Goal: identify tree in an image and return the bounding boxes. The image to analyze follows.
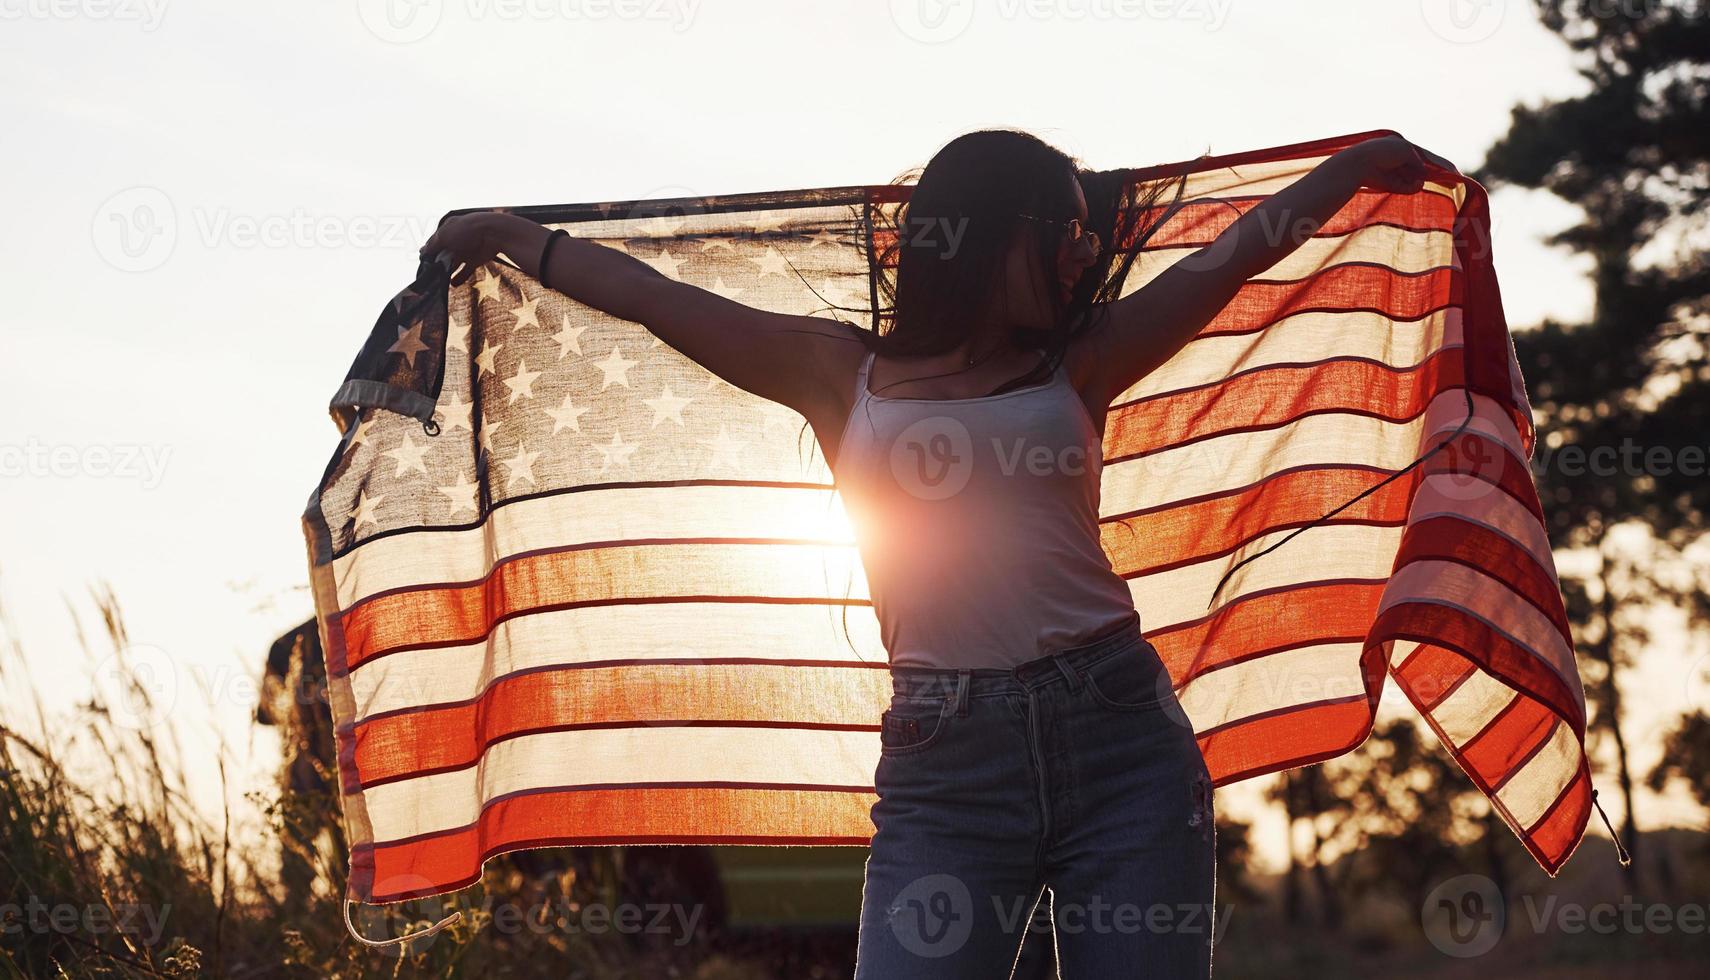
[1473,0,1710,889]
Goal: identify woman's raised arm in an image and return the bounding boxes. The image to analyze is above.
[420,211,862,421]
[1069,135,1460,410]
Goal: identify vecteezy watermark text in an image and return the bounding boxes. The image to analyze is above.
[0,439,172,489]
[0,898,172,947]
[0,0,169,30]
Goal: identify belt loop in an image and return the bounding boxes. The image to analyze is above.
[1052,654,1083,693]
[954,670,971,717]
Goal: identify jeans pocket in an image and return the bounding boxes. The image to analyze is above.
[1080,640,1176,712]
[878,695,952,756]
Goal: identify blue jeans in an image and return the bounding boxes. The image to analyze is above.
[854,614,1218,978]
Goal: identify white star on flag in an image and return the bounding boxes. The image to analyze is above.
[503,360,543,404]
[436,472,479,516]
[349,489,384,528]
[346,413,379,451]
[546,395,590,435]
[479,412,504,449]
[551,315,586,359]
[749,246,790,278]
[594,347,637,389]
[382,433,430,477]
[706,277,744,301]
[435,392,473,433]
[643,248,685,280]
[509,296,543,331]
[475,339,504,377]
[592,431,637,475]
[700,424,747,470]
[472,269,505,304]
[498,447,540,491]
[643,386,692,427]
[446,312,471,354]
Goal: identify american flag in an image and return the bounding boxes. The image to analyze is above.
[303,129,1590,906]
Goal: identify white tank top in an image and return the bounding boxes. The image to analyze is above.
[832,348,1140,670]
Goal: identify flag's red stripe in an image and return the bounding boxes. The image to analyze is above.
[1522,761,1592,876]
[349,785,877,904]
[348,663,889,789]
[1103,464,1420,578]
[338,539,871,675]
[1123,188,1460,250]
[1199,696,1375,786]
[1460,692,1558,788]
[1196,264,1453,338]
[1393,516,1573,646]
[1148,580,1388,685]
[1391,642,1479,711]
[1106,349,1464,460]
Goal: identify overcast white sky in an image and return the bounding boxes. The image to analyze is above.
[8,0,1688,870]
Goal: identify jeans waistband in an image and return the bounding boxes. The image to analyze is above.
[887,610,1146,702]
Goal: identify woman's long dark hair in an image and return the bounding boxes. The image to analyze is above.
[862,129,1198,397]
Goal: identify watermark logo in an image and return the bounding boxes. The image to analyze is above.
[1420,0,1506,44]
[92,187,176,272]
[357,0,444,43]
[92,642,179,730]
[890,416,974,500]
[91,187,436,271]
[354,875,452,957]
[889,0,976,43]
[1421,873,1504,957]
[888,872,974,957]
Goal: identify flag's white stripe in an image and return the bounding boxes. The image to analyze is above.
[1101,389,1528,518]
[1129,522,1406,632]
[332,484,856,609]
[360,726,880,846]
[1169,154,1329,200]
[1407,472,1554,562]
[1175,641,1367,733]
[1125,306,1463,403]
[1425,668,1520,747]
[348,602,885,724]
[1387,639,1422,668]
[1127,223,1457,293]
[1495,718,1579,830]
[1377,560,1576,695]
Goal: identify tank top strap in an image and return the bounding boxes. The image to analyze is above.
[854,349,876,402]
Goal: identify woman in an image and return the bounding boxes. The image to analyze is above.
[422,129,1455,978]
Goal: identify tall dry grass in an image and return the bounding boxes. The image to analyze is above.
[0,587,764,979]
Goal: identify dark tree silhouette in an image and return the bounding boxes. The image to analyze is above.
[1472,0,1710,889]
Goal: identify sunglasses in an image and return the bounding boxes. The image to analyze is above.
[1018,213,1102,256]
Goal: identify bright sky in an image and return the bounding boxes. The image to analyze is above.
[8,1,1693,874]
